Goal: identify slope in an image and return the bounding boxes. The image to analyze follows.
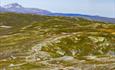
[0,13,115,70]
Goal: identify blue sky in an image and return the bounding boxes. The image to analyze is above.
[0,0,115,18]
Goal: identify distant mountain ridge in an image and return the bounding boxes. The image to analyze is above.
[0,6,9,12]
[4,3,23,8]
[1,3,52,15]
[0,3,115,23]
[49,13,115,23]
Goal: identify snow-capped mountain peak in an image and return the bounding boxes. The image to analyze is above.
[4,3,23,8]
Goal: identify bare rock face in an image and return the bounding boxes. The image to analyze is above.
[55,56,74,61]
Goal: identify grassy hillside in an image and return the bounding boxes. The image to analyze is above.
[0,13,115,70]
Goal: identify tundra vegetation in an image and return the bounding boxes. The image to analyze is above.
[0,13,115,70]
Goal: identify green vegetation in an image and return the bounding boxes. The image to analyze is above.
[0,13,115,70]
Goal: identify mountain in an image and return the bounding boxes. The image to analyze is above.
[4,3,23,8]
[1,3,51,15]
[49,13,115,23]
[0,6,9,12]
[0,3,115,23]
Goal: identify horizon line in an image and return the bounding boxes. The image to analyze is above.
[1,2,115,18]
